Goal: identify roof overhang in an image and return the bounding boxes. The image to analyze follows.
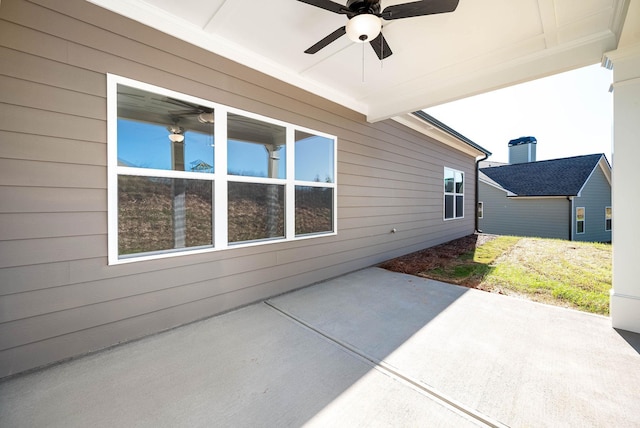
[85,0,631,123]
[394,112,490,159]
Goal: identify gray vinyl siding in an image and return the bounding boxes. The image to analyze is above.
[0,0,478,377]
[478,183,570,239]
[572,165,612,242]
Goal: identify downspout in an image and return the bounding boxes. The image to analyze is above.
[568,196,574,241]
[475,153,489,233]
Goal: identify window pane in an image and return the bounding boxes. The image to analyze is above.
[295,131,334,183]
[455,172,464,194]
[455,195,464,218]
[576,207,585,221]
[577,221,585,234]
[478,202,483,218]
[228,182,285,243]
[606,207,612,219]
[606,219,612,231]
[444,169,454,193]
[444,195,454,219]
[118,176,213,256]
[117,85,215,172]
[295,186,333,235]
[228,113,286,178]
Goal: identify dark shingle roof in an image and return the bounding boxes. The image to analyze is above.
[480,154,606,196]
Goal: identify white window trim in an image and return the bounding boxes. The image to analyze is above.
[576,207,585,235]
[107,74,337,265]
[605,206,612,232]
[443,166,464,221]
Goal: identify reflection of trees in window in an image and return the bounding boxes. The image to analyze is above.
[118,176,212,255]
[228,182,285,243]
[296,187,333,235]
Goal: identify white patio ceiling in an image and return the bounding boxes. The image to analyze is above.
[88,0,629,122]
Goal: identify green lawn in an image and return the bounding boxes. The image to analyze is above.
[417,236,612,315]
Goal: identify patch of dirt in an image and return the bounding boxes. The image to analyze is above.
[380,233,498,276]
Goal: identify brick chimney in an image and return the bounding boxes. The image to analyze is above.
[508,136,537,164]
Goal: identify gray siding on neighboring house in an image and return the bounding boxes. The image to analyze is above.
[572,164,612,242]
[0,0,478,377]
[478,183,570,239]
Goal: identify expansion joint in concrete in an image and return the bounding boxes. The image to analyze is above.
[264,301,508,428]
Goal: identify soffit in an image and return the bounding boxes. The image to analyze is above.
[87,0,629,122]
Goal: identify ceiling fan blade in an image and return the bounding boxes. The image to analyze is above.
[304,26,347,54]
[369,33,392,60]
[381,0,459,20]
[296,0,349,14]
[169,109,200,116]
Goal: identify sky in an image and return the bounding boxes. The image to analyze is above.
[118,119,334,182]
[425,64,613,164]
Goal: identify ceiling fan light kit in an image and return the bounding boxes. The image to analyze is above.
[345,13,381,42]
[168,133,185,143]
[168,125,185,143]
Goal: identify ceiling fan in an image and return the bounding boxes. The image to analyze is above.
[166,98,215,124]
[298,0,460,59]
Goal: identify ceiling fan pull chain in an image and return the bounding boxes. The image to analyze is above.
[381,27,384,69]
[362,41,366,83]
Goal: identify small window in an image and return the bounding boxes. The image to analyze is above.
[444,167,464,220]
[605,207,612,231]
[576,207,585,234]
[478,201,484,219]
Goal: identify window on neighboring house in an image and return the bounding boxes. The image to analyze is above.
[576,207,585,234]
[605,207,612,231]
[477,201,484,219]
[108,75,337,264]
[444,167,464,220]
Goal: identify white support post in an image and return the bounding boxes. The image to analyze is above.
[605,43,640,334]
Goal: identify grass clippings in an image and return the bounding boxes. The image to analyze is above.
[380,234,612,315]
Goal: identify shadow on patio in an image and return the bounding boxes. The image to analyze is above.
[1,267,640,427]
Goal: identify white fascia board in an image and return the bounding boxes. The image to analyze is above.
[479,177,515,196]
[599,156,612,185]
[392,114,485,158]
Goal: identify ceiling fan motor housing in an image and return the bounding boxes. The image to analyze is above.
[346,0,381,15]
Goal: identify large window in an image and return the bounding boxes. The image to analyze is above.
[444,167,464,220]
[108,75,336,264]
[576,207,585,234]
[605,207,612,231]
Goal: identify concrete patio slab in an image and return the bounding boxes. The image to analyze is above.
[0,297,482,427]
[1,267,638,427]
[269,267,640,427]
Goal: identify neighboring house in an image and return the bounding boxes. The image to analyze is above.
[478,138,611,242]
[0,1,490,377]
